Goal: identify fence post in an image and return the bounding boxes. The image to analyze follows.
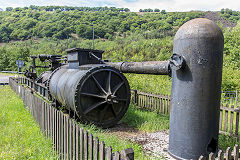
[236,90,238,106]
[133,90,138,105]
[226,147,231,160]
[120,148,134,160]
[233,144,239,160]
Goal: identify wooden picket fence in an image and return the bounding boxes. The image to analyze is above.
[131,90,240,138]
[9,77,134,160]
[199,144,240,160]
[219,104,240,137]
[9,77,240,160]
[131,90,171,114]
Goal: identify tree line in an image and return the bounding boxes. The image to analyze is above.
[220,8,240,22]
[0,6,204,42]
[5,6,130,12]
[0,7,239,91]
[139,8,166,13]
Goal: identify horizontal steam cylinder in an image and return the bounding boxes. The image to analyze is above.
[168,18,224,159]
[48,49,131,128]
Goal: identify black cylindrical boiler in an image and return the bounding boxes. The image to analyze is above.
[48,49,131,128]
[168,18,224,159]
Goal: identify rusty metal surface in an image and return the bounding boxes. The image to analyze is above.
[49,64,130,128]
[106,61,170,75]
[168,18,224,159]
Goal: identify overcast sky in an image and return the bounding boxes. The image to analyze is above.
[0,0,239,12]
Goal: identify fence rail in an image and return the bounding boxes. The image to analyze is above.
[9,77,134,160]
[222,91,239,105]
[131,90,240,138]
[131,90,171,114]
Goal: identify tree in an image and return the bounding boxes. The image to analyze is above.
[124,8,130,12]
[148,9,153,12]
[76,24,92,39]
[154,9,160,12]
[220,8,225,14]
[6,7,13,11]
[161,10,166,14]
[0,26,12,42]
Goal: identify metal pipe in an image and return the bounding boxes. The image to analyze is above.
[106,61,170,75]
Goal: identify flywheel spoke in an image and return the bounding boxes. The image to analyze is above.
[84,100,107,114]
[80,92,105,99]
[107,71,112,94]
[92,75,107,95]
[112,81,124,95]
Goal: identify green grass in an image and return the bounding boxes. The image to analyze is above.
[74,105,169,159]
[125,74,172,95]
[3,83,238,159]
[73,123,149,159]
[67,104,170,159]
[0,85,150,159]
[219,134,240,150]
[0,86,56,159]
[123,104,240,153]
[123,105,169,132]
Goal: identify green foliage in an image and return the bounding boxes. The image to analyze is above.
[0,6,204,42]
[218,134,240,150]
[122,105,169,132]
[75,122,147,159]
[0,45,30,71]
[223,22,240,69]
[222,67,240,91]
[0,7,239,92]
[0,86,56,159]
[220,8,240,23]
[126,74,171,95]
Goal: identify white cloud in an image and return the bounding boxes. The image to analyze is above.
[0,0,239,11]
[114,0,240,12]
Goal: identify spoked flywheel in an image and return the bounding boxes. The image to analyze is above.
[75,65,130,128]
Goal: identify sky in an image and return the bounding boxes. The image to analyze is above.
[0,0,239,12]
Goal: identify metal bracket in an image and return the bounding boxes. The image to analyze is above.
[169,54,185,70]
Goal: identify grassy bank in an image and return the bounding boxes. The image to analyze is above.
[1,85,150,159]
[123,104,240,151]
[74,123,147,159]
[73,105,170,159]
[123,105,169,132]
[0,86,56,159]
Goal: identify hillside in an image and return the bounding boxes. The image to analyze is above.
[0,6,204,42]
[204,11,236,28]
[0,6,239,92]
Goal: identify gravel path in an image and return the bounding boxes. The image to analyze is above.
[128,131,174,160]
[0,75,13,84]
[109,123,174,159]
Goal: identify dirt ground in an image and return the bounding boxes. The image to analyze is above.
[108,122,174,159]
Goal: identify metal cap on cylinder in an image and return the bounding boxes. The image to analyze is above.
[169,18,224,159]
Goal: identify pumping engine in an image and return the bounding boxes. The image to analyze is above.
[25,18,224,159]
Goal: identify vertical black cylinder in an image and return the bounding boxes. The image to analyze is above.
[169,18,224,159]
